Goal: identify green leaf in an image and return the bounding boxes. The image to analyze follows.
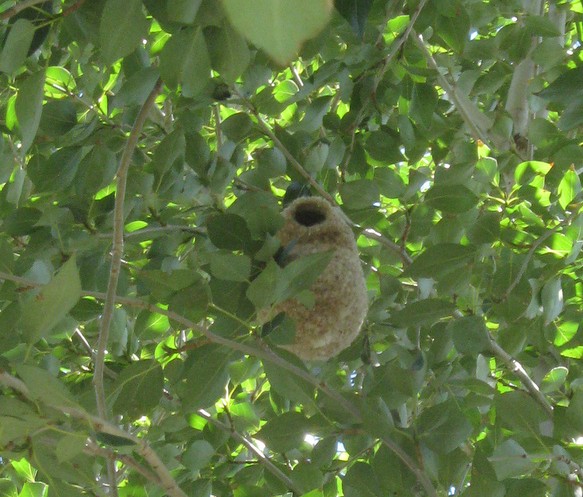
[2,207,42,236]
[495,391,551,435]
[557,168,582,210]
[343,462,383,497]
[373,167,406,198]
[334,0,373,39]
[183,440,215,473]
[15,70,46,153]
[467,211,501,244]
[416,398,473,454]
[541,366,568,393]
[74,145,117,195]
[206,24,251,83]
[179,346,234,411]
[489,439,536,480]
[391,298,456,327]
[449,316,491,356]
[359,397,394,439]
[110,360,164,418]
[437,8,470,53]
[524,15,562,37]
[20,256,82,343]
[425,184,479,213]
[277,251,333,302]
[402,243,475,279]
[16,365,79,409]
[221,0,333,65]
[263,353,315,404]
[340,179,380,210]
[151,128,186,180]
[28,147,83,192]
[39,100,78,137]
[565,389,583,432]
[159,26,211,98]
[206,213,253,251]
[99,0,149,64]
[257,412,311,452]
[410,83,438,126]
[112,67,160,108]
[538,66,583,105]
[209,252,251,282]
[247,260,281,309]
[541,276,563,325]
[0,19,35,74]
[167,0,202,24]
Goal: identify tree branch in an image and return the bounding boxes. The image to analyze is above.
[501,211,578,301]
[412,32,498,151]
[0,0,47,20]
[197,409,302,495]
[488,335,553,415]
[93,77,162,495]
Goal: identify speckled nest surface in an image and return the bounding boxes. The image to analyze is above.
[270,197,368,361]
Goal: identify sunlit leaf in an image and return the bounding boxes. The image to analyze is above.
[221,0,333,64]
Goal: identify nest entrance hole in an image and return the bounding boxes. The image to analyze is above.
[294,205,327,227]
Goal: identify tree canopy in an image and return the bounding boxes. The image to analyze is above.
[0,0,582,496]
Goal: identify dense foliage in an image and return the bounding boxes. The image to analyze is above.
[0,0,582,496]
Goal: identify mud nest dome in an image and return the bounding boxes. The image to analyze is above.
[268,197,368,361]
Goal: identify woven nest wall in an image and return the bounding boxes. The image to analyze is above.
[268,197,368,361]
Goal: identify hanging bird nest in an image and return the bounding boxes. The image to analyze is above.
[266,196,368,361]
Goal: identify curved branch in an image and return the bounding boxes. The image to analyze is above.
[197,409,302,495]
[488,336,553,415]
[93,77,162,495]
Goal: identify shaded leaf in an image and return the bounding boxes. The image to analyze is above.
[159,26,211,98]
[20,256,82,343]
[402,244,475,279]
[15,70,45,153]
[110,360,164,418]
[99,0,148,64]
[257,412,311,452]
[334,0,373,39]
[425,184,479,213]
[0,19,35,74]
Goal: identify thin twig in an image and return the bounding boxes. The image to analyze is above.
[93,77,162,495]
[0,0,46,20]
[372,0,429,93]
[500,211,578,300]
[85,440,162,489]
[362,228,413,265]
[197,409,302,495]
[380,437,439,497]
[488,336,553,415]
[412,32,495,150]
